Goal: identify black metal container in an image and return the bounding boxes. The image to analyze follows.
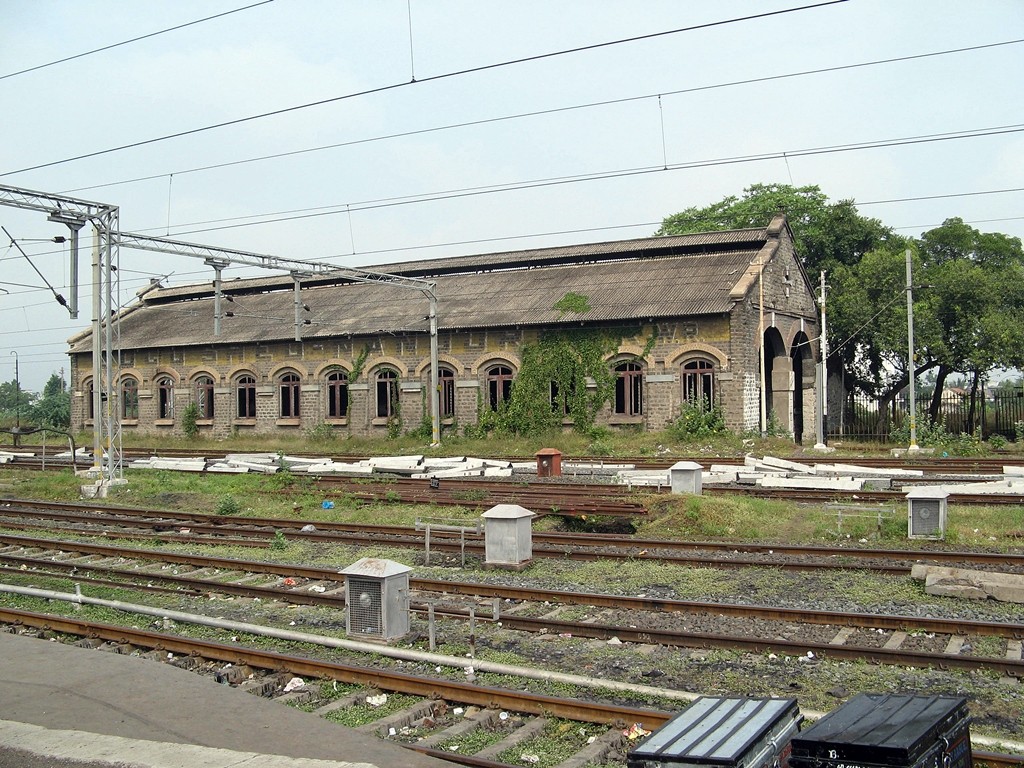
[627,696,802,768]
[789,694,972,768]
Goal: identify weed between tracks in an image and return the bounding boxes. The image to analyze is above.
[2,464,1024,756]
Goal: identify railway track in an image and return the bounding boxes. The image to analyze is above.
[3,444,1021,475]
[0,606,668,768]
[0,532,1021,677]
[2,498,1023,574]
[5,451,1024,508]
[0,588,1020,767]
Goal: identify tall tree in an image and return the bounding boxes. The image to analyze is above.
[916,219,1024,427]
[658,183,901,402]
[31,373,71,430]
[656,183,897,276]
[0,378,35,420]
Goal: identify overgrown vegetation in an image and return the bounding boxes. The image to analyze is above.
[180,401,200,440]
[667,402,726,439]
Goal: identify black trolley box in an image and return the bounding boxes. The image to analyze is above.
[627,696,802,768]
[789,694,972,768]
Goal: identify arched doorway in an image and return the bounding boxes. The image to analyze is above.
[790,331,814,444]
[761,327,788,435]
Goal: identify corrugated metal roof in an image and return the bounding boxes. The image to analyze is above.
[69,226,780,352]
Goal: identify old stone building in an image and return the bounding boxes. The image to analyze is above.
[67,215,820,442]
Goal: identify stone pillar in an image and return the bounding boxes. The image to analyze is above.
[771,355,794,433]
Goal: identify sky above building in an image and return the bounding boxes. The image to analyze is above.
[1,0,1022,392]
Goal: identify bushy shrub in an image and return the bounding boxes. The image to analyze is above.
[216,495,242,516]
[889,410,984,455]
[668,402,726,440]
[305,422,335,444]
[181,402,199,440]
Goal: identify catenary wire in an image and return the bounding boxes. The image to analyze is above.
[57,38,1023,197]
[0,1,276,82]
[150,123,1024,239]
[0,1,848,177]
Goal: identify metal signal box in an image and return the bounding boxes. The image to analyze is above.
[789,694,971,768]
[627,697,802,768]
[340,557,411,642]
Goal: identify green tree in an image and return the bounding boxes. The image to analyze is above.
[658,183,900,405]
[656,183,898,275]
[29,374,70,430]
[916,219,1024,427]
[829,220,1024,433]
[0,378,36,425]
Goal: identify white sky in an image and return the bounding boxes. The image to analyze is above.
[1,0,1022,392]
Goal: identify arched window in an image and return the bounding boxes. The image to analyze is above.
[236,375,256,418]
[486,365,513,411]
[682,359,715,411]
[438,367,455,418]
[156,376,174,419]
[280,372,301,418]
[550,380,575,415]
[194,375,215,419]
[376,368,399,418]
[121,378,139,419]
[614,361,643,416]
[85,380,95,421]
[327,370,348,418]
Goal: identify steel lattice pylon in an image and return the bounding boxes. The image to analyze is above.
[0,183,123,484]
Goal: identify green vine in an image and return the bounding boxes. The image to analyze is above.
[349,344,371,382]
[181,401,199,439]
[487,328,619,436]
[641,325,659,358]
[347,344,372,417]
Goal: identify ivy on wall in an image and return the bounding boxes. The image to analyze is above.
[486,326,619,435]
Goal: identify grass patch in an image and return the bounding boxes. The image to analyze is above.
[322,692,420,728]
[496,718,607,768]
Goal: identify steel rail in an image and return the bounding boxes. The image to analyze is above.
[0,598,1021,766]
[3,445,1020,474]
[0,533,1019,641]
[10,554,1023,676]
[4,499,1022,571]
[0,606,670,729]
[0,517,917,574]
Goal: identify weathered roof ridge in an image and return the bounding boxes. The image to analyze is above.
[141,223,775,304]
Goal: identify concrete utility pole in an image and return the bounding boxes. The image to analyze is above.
[758,251,767,436]
[9,351,19,446]
[814,271,828,449]
[905,248,919,452]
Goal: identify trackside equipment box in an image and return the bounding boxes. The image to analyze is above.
[789,694,972,768]
[627,696,802,768]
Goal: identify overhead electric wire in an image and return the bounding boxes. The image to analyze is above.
[58,37,1023,197]
[0,1,276,82]
[0,0,848,177]
[150,123,1024,239]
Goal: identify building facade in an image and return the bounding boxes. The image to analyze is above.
[68,216,821,442]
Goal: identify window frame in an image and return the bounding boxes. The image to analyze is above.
[156,375,174,420]
[485,365,513,411]
[326,369,349,419]
[438,366,456,419]
[613,361,644,416]
[682,358,716,411]
[279,372,301,418]
[236,374,257,419]
[194,375,215,420]
[375,368,399,419]
[120,377,139,420]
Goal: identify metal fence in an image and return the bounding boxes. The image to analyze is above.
[827,386,1024,443]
